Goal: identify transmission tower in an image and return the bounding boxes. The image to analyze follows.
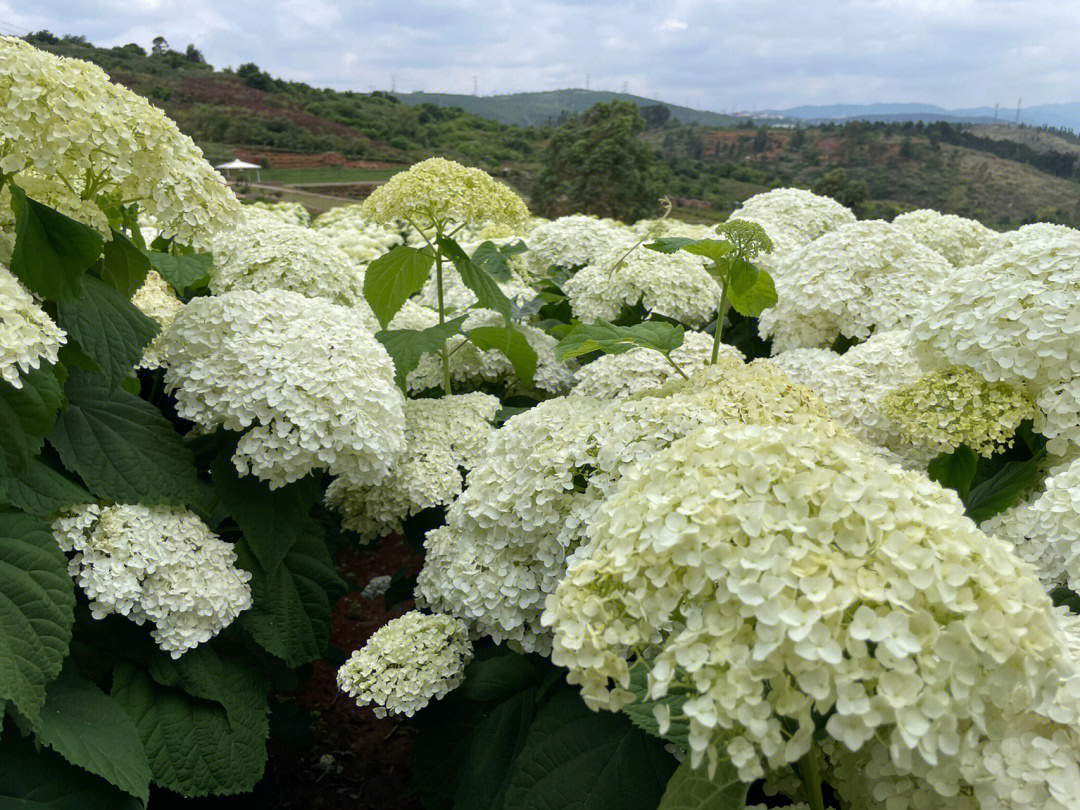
[994,102,999,120]
[585,74,590,90]
[1015,97,1022,124]
[473,76,478,96]
[391,74,396,93]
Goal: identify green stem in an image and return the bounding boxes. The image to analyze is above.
[434,246,452,397]
[798,740,826,810]
[710,283,730,366]
[664,353,690,381]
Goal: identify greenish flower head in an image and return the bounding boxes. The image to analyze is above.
[715,219,774,260]
[881,365,1037,457]
[361,157,529,232]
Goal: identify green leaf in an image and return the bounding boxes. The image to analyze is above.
[9,185,104,303]
[0,725,141,810]
[556,321,686,361]
[0,510,75,727]
[503,688,677,810]
[31,670,152,802]
[143,249,213,296]
[656,757,747,810]
[454,687,538,810]
[0,458,92,520]
[928,445,979,501]
[457,648,545,704]
[471,239,525,282]
[646,237,699,254]
[55,276,159,389]
[110,647,270,797]
[235,531,347,666]
[0,366,65,475]
[439,235,513,325]
[965,451,1046,523]
[48,370,201,506]
[727,259,778,317]
[363,246,434,328]
[467,326,538,387]
[622,661,692,751]
[376,315,468,391]
[210,454,321,574]
[680,239,733,264]
[97,230,150,298]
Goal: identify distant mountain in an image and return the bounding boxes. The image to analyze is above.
[394,89,738,128]
[772,102,1080,131]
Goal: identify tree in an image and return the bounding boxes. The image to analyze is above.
[151,36,169,55]
[532,101,663,221]
[812,167,867,211]
[641,104,671,129]
[184,44,206,63]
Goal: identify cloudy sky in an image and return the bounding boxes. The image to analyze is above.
[4,0,1079,111]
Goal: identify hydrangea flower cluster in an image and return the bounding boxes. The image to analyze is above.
[769,330,933,462]
[759,221,954,352]
[311,203,406,266]
[209,218,374,317]
[0,261,66,386]
[158,289,405,488]
[361,157,529,230]
[542,422,1080,804]
[388,302,572,395]
[52,504,252,657]
[880,365,1036,457]
[0,38,240,249]
[326,393,500,539]
[245,200,310,227]
[729,188,856,262]
[971,222,1080,265]
[131,269,181,369]
[564,248,723,327]
[337,611,473,718]
[910,230,1080,455]
[525,215,635,275]
[892,209,995,266]
[417,362,840,653]
[571,331,742,399]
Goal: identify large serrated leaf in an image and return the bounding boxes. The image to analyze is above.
[98,230,151,298]
[235,531,346,666]
[646,237,699,255]
[0,458,92,520]
[0,724,141,810]
[0,510,75,727]
[47,369,201,506]
[363,246,434,328]
[468,326,538,387]
[0,365,65,475]
[727,259,777,318]
[966,450,1046,524]
[502,688,676,810]
[439,235,513,325]
[143,250,213,296]
[556,320,685,361]
[31,670,152,803]
[928,446,978,500]
[471,239,525,281]
[622,661,692,751]
[454,687,538,810]
[656,757,747,810]
[110,647,269,797]
[210,453,321,574]
[56,276,159,389]
[376,315,468,391]
[9,185,103,303]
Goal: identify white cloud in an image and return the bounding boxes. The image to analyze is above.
[659,18,688,32]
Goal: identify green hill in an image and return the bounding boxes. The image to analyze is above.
[395,89,738,128]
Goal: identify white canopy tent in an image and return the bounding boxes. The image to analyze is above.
[216,158,262,182]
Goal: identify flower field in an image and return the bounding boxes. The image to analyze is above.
[4,35,1080,810]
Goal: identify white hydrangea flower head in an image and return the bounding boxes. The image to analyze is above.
[360,574,393,600]
[389,302,572,396]
[980,496,1065,588]
[543,421,1079,801]
[971,222,1080,265]
[361,157,528,231]
[158,289,405,488]
[0,37,240,249]
[564,248,723,327]
[337,611,473,718]
[311,203,406,266]
[730,188,857,246]
[418,362,842,653]
[53,504,252,657]
[0,261,66,386]
[130,269,180,369]
[909,231,1080,390]
[571,331,742,399]
[1035,377,1080,456]
[769,331,934,463]
[892,209,996,267]
[1025,457,1080,591]
[244,200,310,227]
[525,215,636,275]
[326,393,500,540]
[208,218,375,321]
[759,220,954,352]
[0,173,111,246]
[881,366,1036,457]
